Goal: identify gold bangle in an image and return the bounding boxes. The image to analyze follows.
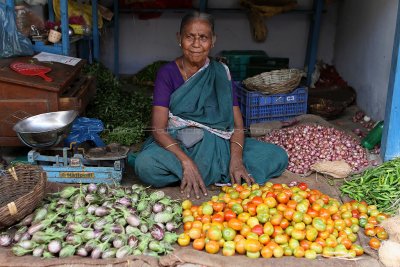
[164,142,179,149]
[231,141,244,150]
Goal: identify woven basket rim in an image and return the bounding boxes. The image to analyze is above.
[243,68,303,94]
[0,165,46,228]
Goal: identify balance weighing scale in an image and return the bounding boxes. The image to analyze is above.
[12,110,128,184]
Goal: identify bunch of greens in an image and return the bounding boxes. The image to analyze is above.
[132,61,168,86]
[84,63,152,146]
[1,184,182,258]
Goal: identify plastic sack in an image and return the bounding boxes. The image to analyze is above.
[64,117,106,147]
[0,3,34,58]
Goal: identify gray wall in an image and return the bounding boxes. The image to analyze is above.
[334,0,398,121]
[100,0,338,75]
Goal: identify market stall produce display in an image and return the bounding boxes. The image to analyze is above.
[0,184,182,258]
[178,182,390,259]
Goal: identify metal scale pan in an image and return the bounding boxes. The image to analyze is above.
[13,111,126,184]
[13,110,79,149]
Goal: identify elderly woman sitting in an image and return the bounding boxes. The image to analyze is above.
[134,11,288,198]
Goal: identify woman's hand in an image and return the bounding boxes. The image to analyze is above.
[180,159,208,199]
[229,158,255,185]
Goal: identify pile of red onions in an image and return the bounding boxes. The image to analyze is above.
[260,124,369,175]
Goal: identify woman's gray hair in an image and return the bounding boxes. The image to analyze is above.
[180,11,215,35]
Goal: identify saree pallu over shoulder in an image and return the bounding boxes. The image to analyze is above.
[169,60,234,132]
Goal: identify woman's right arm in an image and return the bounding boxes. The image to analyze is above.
[152,106,207,198]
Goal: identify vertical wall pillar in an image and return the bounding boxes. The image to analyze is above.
[114,0,119,77]
[305,0,324,86]
[60,0,69,55]
[381,2,400,161]
[92,0,100,61]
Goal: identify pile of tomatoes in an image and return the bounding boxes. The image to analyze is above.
[178,182,389,259]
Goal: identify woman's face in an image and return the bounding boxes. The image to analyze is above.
[179,19,214,66]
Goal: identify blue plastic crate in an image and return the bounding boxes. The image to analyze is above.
[236,84,308,127]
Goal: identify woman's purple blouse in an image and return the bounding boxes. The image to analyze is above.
[152,61,239,107]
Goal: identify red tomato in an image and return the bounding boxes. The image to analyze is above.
[228,218,243,231]
[276,192,289,204]
[251,196,264,206]
[193,238,205,250]
[287,200,297,210]
[320,194,330,204]
[247,203,257,216]
[251,224,264,236]
[211,213,224,223]
[298,182,308,191]
[224,209,237,221]
[212,201,225,212]
[272,183,284,191]
[280,218,290,230]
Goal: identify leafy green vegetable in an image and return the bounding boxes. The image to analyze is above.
[84,63,152,146]
[132,61,168,86]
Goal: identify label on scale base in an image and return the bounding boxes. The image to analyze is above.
[60,172,95,178]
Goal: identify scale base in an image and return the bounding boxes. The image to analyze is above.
[28,148,126,184]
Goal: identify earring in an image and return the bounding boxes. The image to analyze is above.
[179,43,182,47]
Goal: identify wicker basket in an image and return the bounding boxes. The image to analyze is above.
[308,98,346,119]
[0,164,46,229]
[243,68,303,94]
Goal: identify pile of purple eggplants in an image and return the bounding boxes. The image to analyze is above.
[0,184,182,258]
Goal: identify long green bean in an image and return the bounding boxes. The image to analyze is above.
[340,157,400,214]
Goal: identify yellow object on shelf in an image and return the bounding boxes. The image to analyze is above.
[70,24,84,35]
[52,0,103,29]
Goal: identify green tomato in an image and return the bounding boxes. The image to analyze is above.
[306,227,318,242]
[334,244,348,257]
[246,251,260,259]
[283,246,293,256]
[292,211,304,223]
[257,212,270,224]
[231,203,243,215]
[296,203,308,213]
[222,227,236,241]
[322,247,335,258]
[202,204,213,215]
[289,238,300,250]
[273,246,284,258]
[310,242,323,254]
[359,218,368,228]
[304,249,317,259]
[256,204,269,214]
[312,218,326,232]
[250,189,262,197]
[285,225,294,236]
